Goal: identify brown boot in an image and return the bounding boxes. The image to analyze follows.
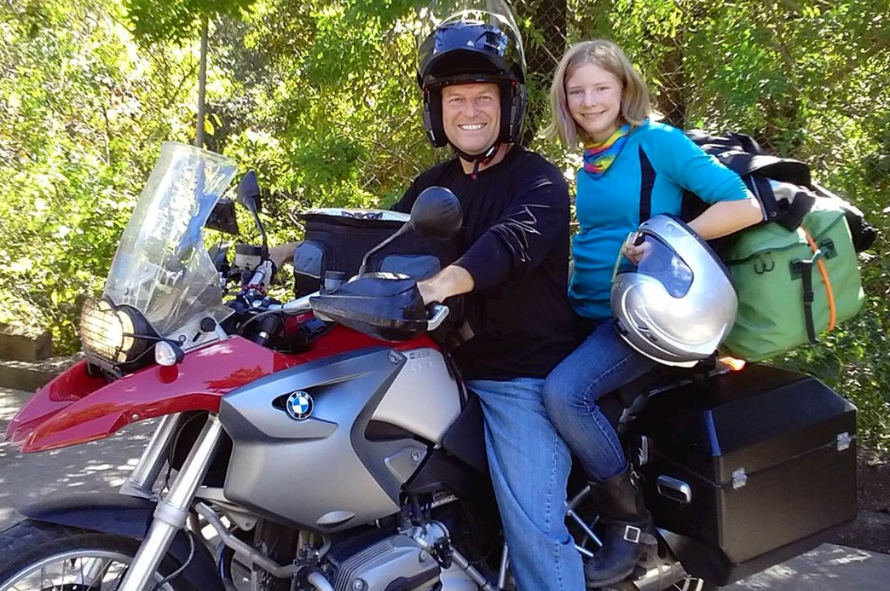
[585,465,657,588]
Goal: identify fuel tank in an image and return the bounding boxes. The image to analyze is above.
[220,345,461,532]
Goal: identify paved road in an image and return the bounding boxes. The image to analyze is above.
[0,386,156,527]
[1,387,888,589]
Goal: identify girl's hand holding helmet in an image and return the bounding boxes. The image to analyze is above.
[621,231,651,265]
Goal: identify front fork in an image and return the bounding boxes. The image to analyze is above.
[120,413,184,498]
[118,414,224,591]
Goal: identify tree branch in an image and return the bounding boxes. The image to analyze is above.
[826,35,890,85]
[776,0,803,14]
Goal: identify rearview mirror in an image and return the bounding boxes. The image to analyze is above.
[237,170,262,214]
[236,170,268,257]
[408,186,462,240]
[206,198,239,235]
[357,187,462,275]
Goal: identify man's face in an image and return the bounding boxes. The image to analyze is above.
[441,82,501,155]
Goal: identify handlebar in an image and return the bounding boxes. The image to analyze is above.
[427,304,449,331]
[267,294,448,332]
[267,292,318,314]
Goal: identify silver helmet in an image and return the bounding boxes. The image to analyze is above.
[610,215,737,367]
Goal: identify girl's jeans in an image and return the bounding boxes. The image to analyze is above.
[542,318,657,482]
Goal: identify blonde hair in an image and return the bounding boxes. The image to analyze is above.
[544,40,652,146]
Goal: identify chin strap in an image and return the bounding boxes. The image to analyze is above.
[452,143,502,180]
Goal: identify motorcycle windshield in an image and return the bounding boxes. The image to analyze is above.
[103,142,238,338]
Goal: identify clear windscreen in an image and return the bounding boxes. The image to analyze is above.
[103,142,238,337]
[616,233,694,298]
[417,0,525,70]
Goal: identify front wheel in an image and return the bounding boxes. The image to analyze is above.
[665,578,716,591]
[0,520,195,591]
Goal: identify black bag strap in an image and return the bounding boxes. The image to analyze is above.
[639,146,655,223]
[710,150,811,187]
[797,259,818,343]
[748,175,780,224]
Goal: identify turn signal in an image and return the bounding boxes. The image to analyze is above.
[155,341,184,367]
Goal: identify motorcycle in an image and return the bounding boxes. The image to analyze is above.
[1,143,858,591]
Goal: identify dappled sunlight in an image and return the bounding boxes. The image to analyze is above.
[824,547,874,566]
[732,564,800,589]
[729,544,890,590]
[0,390,157,529]
[0,387,31,423]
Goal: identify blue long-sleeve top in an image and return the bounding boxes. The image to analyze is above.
[570,120,751,320]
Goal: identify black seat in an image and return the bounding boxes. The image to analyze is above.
[599,355,719,430]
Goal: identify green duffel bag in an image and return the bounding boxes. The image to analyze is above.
[721,198,864,361]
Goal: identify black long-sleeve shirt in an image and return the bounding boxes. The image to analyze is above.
[393,146,578,380]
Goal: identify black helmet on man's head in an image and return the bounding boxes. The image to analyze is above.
[417,0,526,154]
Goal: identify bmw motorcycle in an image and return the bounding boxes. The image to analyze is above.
[1,143,858,591]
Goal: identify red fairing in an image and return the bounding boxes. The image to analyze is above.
[7,328,439,453]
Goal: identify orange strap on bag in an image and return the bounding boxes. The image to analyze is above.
[802,227,837,331]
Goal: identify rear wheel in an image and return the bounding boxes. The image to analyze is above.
[0,520,195,591]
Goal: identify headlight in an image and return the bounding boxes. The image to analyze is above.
[80,297,155,371]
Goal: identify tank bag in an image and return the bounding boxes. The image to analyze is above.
[293,211,456,296]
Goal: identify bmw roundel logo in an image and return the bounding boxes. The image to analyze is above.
[285,391,314,420]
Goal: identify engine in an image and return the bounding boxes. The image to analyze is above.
[329,534,440,591]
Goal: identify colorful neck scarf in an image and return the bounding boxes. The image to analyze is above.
[583,123,633,178]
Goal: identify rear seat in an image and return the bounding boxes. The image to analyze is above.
[598,354,722,430]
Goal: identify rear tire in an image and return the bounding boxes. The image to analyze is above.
[0,520,196,591]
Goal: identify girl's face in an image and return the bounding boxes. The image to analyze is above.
[565,62,624,143]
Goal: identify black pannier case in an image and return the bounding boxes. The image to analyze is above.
[631,364,856,586]
[293,210,457,296]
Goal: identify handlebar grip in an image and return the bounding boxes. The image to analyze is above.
[427,304,449,331]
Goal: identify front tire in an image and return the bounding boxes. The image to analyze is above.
[0,520,195,591]
[665,578,716,591]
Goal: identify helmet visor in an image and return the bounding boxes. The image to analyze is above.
[417,0,525,85]
[617,234,694,298]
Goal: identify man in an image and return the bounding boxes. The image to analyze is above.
[390,6,585,590]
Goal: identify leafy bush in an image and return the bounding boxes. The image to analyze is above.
[1,0,888,451]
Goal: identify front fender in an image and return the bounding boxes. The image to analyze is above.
[7,337,297,452]
[19,493,225,591]
[8,330,438,453]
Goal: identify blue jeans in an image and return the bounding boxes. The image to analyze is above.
[468,377,585,591]
[542,319,657,482]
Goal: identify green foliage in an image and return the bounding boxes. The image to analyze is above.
[0,0,199,351]
[124,0,255,44]
[1,0,889,449]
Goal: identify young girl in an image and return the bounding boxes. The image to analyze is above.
[542,40,763,587]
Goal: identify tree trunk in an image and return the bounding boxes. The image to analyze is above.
[654,41,686,129]
[195,17,209,149]
[515,0,567,144]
